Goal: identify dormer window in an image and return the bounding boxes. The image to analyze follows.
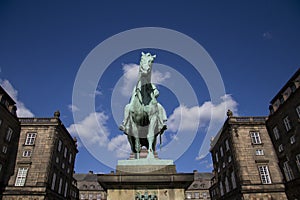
[269,105,274,114]
[279,95,284,104]
[291,83,297,93]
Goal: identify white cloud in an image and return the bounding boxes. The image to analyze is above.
[0,79,34,117]
[152,71,171,83]
[67,112,131,159]
[120,63,171,97]
[68,104,80,112]
[120,64,139,97]
[262,31,272,40]
[107,134,131,158]
[168,94,238,132]
[67,112,109,147]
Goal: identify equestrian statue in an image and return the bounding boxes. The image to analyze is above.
[119,52,167,159]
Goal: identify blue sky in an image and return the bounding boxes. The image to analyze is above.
[0,1,300,173]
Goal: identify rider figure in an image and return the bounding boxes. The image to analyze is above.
[119,83,167,133]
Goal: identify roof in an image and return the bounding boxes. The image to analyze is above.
[210,116,267,150]
[74,173,105,191]
[0,85,16,105]
[270,68,300,104]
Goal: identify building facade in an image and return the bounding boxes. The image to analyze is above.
[266,68,300,199]
[209,115,287,199]
[0,86,20,198]
[2,111,79,200]
[74,171,107,200]
[185,171,212,199]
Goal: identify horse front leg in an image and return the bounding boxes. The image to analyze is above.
[131,122,141,159]
[147,115,157,159]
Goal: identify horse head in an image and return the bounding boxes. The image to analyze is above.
[139,52,156,79]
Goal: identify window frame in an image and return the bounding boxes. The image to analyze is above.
[220,146,224,157]
[283,116,292,132]
[231,171,237,189]
[51,173,57,190]
[290,135,296,144]
[296,105,300,118]
[64,147,68,158]
[250,132,262,144]
[258,165,272,184]
[2,145,8,154]
[225,139,230,151]
[296,154,300,172]
[25,133,37,145]
[273,126,280,140]
[256,149,264,156]
[15,168,28,186]
[278,144,284,152]
[283,161,294,182]
[58,177,63,194]
[6,127,13,142]
[22,150,32,157]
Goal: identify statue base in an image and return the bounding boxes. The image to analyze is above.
[98,158,194,200]
[117,158,176,174]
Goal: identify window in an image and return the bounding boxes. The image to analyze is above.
[278,144,284,152]
[273,126,280,140]
[64,182,68,197]
[2,145,7,154]
[90,185,95,189]
[51,173,56,190]
[228,155,232,163]
[296,105,300,118]
[194,192,199,198]
[0,119,2,126]
[220,147,224,157]
[0,163,2,173]
[96,194,102,200]
[225,177,230,193]
[283,161,294,181]
[296,154,300,172]
[291,84,297,93]
[250,132,261,144]
[283,116,292,131]
[222,162,226,168]
[231,171,237,189]
[58,140,62,152]
[15,168,28,186]
[56,157,59,163]
[64,147,68,158]
[186,192,192,199]
[258,165,272,184]
[62,163,65,169]
[225,139,230,151]
[279,95,284,104]
[5,128,13,142]
[25,133,36,145]
[22,150,31,157]
[219,182,224,196]
[58,177,63,194]
[290,135,296,144]
[203,192,207,198]
[215,152,218,162]
[256,149,264,156]
[69,153,72,164]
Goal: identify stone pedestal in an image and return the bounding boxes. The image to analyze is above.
[98,158,194,200]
